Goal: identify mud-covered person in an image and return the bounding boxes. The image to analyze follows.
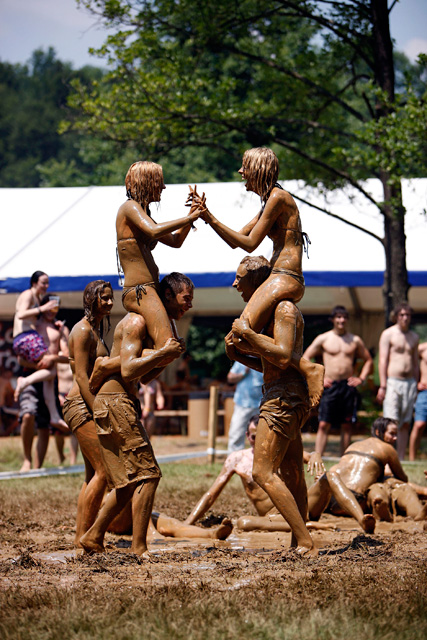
[185,414,334,533]
[80,273,194,557]
[64,281,115,546]
[303,305,373,456]
[377,303,419,460]
[224,256,317,556]
[117,161,201,351]
[308,417,408,533]
[190,147,324,407]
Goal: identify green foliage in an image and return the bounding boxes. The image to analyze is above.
[186,321,233,381]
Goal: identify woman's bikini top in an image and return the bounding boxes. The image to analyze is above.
[261,183,311,257]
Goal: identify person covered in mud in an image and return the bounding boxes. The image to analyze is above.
[222,256,318,556]
[307,417,409,533]
[185,414,334,533]
[80,273,195,557]
[63,281,116,546]
[365,476,427,523]
[189,147,324,408]
[117,161,202,354]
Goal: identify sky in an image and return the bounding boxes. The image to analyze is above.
[0,0,426,69]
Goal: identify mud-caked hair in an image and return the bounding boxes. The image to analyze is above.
[30,271,47,287]
[371,416,398,440]
[159,273,194,301]
[240,255,271,290]
[83,280,113,336]
[125,161,164,210]
[242,147,279,201]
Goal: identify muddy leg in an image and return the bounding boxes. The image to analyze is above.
[80,484,135,553]
[131,478,159,556]
[327,470,375,533]
[20,412,35,471]
[155,513,233,540]
[366,483,393,522]
[252,418,317,556]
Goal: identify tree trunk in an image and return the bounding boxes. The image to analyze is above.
[372,0,409,324]
[381,177,409,324]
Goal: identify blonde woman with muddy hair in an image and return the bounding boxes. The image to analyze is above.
[190,147,324,406]
[116,161,201,351]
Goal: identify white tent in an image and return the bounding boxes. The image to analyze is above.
[1,179,426,324]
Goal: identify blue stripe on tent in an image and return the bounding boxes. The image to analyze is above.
[1,272,426,293]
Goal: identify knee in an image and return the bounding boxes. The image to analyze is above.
[236,516,251,531]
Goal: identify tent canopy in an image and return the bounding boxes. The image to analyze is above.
[1,179,426,317]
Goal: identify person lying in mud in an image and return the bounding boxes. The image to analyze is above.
[365,476,427,523]
[80,273,194,557]
[184,414,335,534]
[189,147,324,408]
[307,417,409,533]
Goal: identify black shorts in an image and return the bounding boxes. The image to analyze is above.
[318,379,359,427]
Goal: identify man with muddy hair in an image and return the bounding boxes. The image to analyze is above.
[80,273,194,557]
[223,256,318,555]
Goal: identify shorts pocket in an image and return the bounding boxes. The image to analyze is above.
[93,408,112,435]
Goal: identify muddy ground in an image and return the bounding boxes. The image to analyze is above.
[1,437,427,639]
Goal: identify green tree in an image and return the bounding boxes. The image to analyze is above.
[63,2,426,319]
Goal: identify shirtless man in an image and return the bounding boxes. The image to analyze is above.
[308,417,408,533]
[409,342,427,460]
[377,303,419,460]
[17,294,70,470]
[185,414,334,533]
[223,257,317,555]
[80,273,195,557]
[303,306,373,456]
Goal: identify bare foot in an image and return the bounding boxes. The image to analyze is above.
[80,532,105,554]
[372,498,393,522]
[131,545,151,558]
[295,543,319,557]
[50,417,70,434]
[299,360,325,408]
[20,460,32,472]
[361,514,376,533]
[211,518,233,540]
[14,377,25,402]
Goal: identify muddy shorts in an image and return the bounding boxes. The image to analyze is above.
[62,395,92,433]
[260,376,310,441]
[13,330,48,363]
[94,392,161,490]
[383,377,417,427]
[318,379,360,426]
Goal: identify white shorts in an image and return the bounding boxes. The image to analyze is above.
[383,377,417,427]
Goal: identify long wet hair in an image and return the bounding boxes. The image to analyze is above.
[83,280,113,342]
[242,147,279,201]
[125,161,164,210]
[371,416,398,440]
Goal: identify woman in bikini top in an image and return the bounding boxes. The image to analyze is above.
[116,161,201,350]
[191,147,310,334]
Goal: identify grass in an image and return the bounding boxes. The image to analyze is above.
[0,463,427,639]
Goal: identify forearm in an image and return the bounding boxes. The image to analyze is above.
[229,350,263,373]
[359,359,373,382]
[185,492,216,524]
[122,347,176,382]
[240,328,291,370]
[378,357,388,388]
[75,374,95,412]
[208,215,253,250]
[150,216,193,239]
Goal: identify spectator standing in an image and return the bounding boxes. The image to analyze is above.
[409,342,427,460]
[226,361,264,453]
[303,306,373,456]
[376,303,419,460]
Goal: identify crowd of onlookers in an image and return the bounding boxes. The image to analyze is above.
[1,271,426,470]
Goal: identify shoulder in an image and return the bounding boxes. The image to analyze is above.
[275,299,300,319]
